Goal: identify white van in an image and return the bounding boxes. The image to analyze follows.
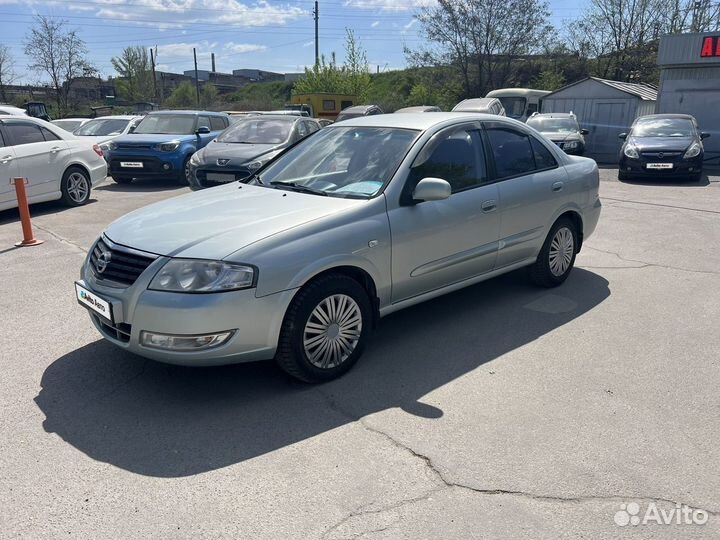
[485,88,551,122]
[451,98,506,116]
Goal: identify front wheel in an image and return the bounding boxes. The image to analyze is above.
[177,156,192,185]
[529,218,578,288]
[61,167,92,206]
[275,275,372,383]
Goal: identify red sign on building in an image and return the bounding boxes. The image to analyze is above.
[700,36,720,57]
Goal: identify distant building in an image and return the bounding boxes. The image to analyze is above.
[284,72,305,82]
[232,69,284,82]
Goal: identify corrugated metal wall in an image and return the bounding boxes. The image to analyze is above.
[542,80,651,163]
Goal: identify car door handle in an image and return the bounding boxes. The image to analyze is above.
[552,181,564,192]
[50,146,62,153]
[0,155,12,164]
[481,200,497,212]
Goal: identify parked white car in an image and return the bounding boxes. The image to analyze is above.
[72,115,143,157]
[51,118,90,133]
[0,115,107,212]
[0,105,29,116]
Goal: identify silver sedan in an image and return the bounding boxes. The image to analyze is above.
[76,113,601,382]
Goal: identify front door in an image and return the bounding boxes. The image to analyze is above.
[387,123,501,303]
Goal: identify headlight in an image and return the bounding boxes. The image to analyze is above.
[246,160,264,171]
[684,142,701,159]
[99,143,110,152]
[149,259,256,293]
[624,145,639,159]
[158,141,181,152]
[107,141,118,151]
[190,152,202,165]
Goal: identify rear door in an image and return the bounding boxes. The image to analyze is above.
[483,121,569,268]
[0,129,20,208]
[3,120,70,199]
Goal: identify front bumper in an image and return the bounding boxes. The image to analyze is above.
[619,155,703,177]
[78,247,297,366]
[108,153,186,180]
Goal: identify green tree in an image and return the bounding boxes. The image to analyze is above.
[531,69,566,91]
[165,81,196,108]
[200,83,218,108]
[407,83,435,106]
[111,46,154,102]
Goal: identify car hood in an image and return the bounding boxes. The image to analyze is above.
[112,133,196,145]
[628,136,694,152]
[104,183,362,259]
[540,131,580,142]
[198,141,283,165]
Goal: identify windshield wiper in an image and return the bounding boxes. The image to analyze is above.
[270,180,328,196]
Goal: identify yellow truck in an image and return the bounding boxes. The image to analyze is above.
[287,93,357,121]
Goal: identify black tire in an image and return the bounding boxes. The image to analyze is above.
[60,166,92,207]
[111,176,133,184]
[618,171,630,182]
[275,274,372,383]
[177,156,192,185]
[690,171,703,182]
[529,217,579,288]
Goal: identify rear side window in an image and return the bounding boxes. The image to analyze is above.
[209,116,226,131]
[530,137,557,169]
[297,121,309,138]
[411,126,487,193]
[485,126,536,178]
[40,127,61,141]
[306,121,319,134]
[5,123,46,146]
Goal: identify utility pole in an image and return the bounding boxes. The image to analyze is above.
[193,47,200,106]
[313,1,319,67]
[150,47,157,103]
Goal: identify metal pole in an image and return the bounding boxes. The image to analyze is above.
[12,178,43,247]
[314,1,319,67]
[150,47,157,103]
[193,47,200,106]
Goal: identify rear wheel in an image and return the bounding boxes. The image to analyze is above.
[112,176,133,184]
[529,218,578,288]
[60,167,91,206]
[275,274,371,383]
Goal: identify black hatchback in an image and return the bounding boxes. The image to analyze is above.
[618,114,710,182]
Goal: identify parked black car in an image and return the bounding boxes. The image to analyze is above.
[526,112,588,155]
[188,115,321,190]
[618,114,710,182]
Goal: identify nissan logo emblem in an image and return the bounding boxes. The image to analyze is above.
[96,251,112,274]
[217,158,230,166]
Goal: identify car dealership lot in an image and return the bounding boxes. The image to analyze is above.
[1,171,719,539]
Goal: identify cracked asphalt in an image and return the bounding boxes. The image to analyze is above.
[1,169,719,539]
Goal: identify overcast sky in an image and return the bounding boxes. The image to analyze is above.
[1,0,585,83]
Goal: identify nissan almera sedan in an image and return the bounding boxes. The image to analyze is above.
[76,113,601,382]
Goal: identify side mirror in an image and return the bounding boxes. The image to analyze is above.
[701,132,711,140]
[618,133,627,140]
[196,126,211,135]
[580,129,589,136]
[128,126,136,133]
[412,177,451,203]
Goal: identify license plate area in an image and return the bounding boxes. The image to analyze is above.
[120,161,144,168]
[75,282,114,323]
[206,172,236,182]
[646,163,673,170]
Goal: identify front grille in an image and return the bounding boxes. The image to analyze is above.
[93,314,132,343]
[642,151,682,159]
[116,143,154,150]
[90,238,156,286]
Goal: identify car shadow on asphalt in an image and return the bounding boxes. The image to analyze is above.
[620,176,711,187]
[95,177,188,193]
[35,268,610,478]
[0,199,99,226]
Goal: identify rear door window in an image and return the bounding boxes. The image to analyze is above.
[530,137,558,170]
[4,123,46,146]
[485,125,537,179]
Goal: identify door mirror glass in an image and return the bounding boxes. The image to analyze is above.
[196,126,211,135]
[701,132,711,140]
[412,177,451,202]
[580,129,589,135]
[618,132,627,140]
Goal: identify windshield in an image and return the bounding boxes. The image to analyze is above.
[74,118,130,136]
[527,117,578,133]
[632,118,694,138]
[217,118,293,144]
[258,127,419,198]
[133,114,196,135]
[53,120,83,132]
[498,97,526,119]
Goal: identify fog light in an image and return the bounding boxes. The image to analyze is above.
[162,163,171,170]
[140,330,234,351]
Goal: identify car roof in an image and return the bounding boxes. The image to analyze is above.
[149,110,228,116]
[85,115,141,121]
[0,105,28,114]
[330,112,513,130]
[53,118,88,121]
[635,113,695,121]
[234,114,305,122]
[340,105,380,113]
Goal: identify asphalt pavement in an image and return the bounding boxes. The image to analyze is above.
[0,171,718,539]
